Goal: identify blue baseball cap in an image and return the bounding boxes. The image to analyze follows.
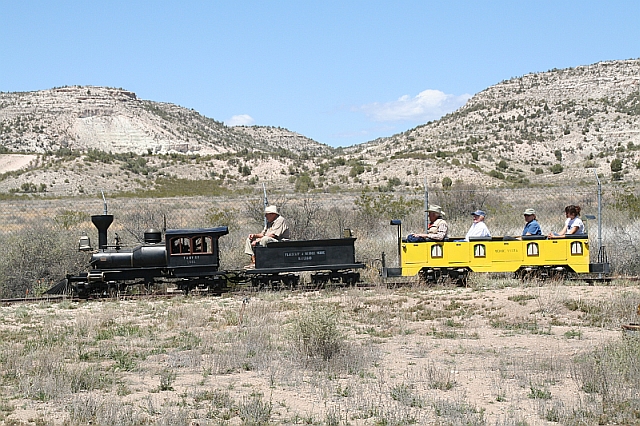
[471,210,486,217]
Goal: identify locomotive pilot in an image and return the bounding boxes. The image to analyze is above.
[244,205,290,268]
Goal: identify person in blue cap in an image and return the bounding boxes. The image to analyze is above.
[464,210,491,241]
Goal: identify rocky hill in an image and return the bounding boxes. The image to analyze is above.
[0,59,639,197]
[0,86,332,156]
[349,59,640,188]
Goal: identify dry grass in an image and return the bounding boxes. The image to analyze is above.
[0,280,638,425]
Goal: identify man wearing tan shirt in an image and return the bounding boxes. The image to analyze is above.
[244,205,290,268]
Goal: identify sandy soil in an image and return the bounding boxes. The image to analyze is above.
[0,154,37,173]
[1,281,639,425]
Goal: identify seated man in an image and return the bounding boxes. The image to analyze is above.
[244,205,290,268]
[464,210,490,241]
[406,205,448,242]
[522,208,542,236]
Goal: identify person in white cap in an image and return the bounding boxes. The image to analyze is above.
[244,205,290,268]
[522,208,542,236]
[407,205,448,242]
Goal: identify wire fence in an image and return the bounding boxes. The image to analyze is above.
[0,182,636,297]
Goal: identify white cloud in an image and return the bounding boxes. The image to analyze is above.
[359,89,472,122]
[225,114,255,126]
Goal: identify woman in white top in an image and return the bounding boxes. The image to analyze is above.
[548,205,584,238]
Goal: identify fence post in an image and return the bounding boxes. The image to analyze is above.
[424,178,429,232]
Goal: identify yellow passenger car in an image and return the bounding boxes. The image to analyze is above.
[392,233,595,284]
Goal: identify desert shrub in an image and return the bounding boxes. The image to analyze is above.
[354,191,422,222]
[67,394,145,426]
[294,173,315,192]
[550,163,563,174]
[282,196,326,240]
[489,170,505,179]
[205,206,240,231]
[432,398,485,425]
[613,190,640,219]
[54,209,90,230]
[288,306,344,362]
[570,336,640,424]
[428,183,503,222]
[238,394,272,426]
[0,223,85,298]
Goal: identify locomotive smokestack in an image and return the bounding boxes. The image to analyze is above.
[91,214,113,250]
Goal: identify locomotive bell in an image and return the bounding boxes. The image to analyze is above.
[144,229,162,244]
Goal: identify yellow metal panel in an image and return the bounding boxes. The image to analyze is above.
[445,242,470,265]
[401,242,428,276]
[399,237,592,277]
[542,240,567,262]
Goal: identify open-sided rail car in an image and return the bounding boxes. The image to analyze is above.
[383,220,609,283]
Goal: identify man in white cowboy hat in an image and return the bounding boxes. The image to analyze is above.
[407,204,448,242]
[244,205,290,268]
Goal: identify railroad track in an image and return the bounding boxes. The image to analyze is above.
[0,281,381,305]
[1,274,624,306]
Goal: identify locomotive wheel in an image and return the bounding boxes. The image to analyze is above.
[449,269,469,287]
[516,267,542,281]
[548,266,568,281]
[311,272,330,288]
[342,272,360,285]
[418,268,439,286]
[74,282,90,299]
[281,274,299,289]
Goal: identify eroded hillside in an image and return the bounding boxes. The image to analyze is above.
[1,59,639,197]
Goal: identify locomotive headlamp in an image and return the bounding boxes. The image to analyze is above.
[78,233,92,252]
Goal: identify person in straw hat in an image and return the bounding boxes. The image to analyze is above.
[406,205,448,242]
[244,205,290,268]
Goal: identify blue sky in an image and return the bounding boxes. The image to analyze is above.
[1,1,638,147]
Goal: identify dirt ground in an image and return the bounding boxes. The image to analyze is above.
[0,154,36,173]
[2,280,639,425]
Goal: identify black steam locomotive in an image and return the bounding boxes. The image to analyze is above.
[48,212,364,298]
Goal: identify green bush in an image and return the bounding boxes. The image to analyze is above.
[550,164,563,174]
[354,191,422,221]
[489,170,505,179]
[294,173,315,193]
[288,307,344,361]
[610,158,623,173]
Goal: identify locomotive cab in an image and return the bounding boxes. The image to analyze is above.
[165,227,229,277]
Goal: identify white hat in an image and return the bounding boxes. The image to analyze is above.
[426,204,445,216]
[264,205,278,215]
